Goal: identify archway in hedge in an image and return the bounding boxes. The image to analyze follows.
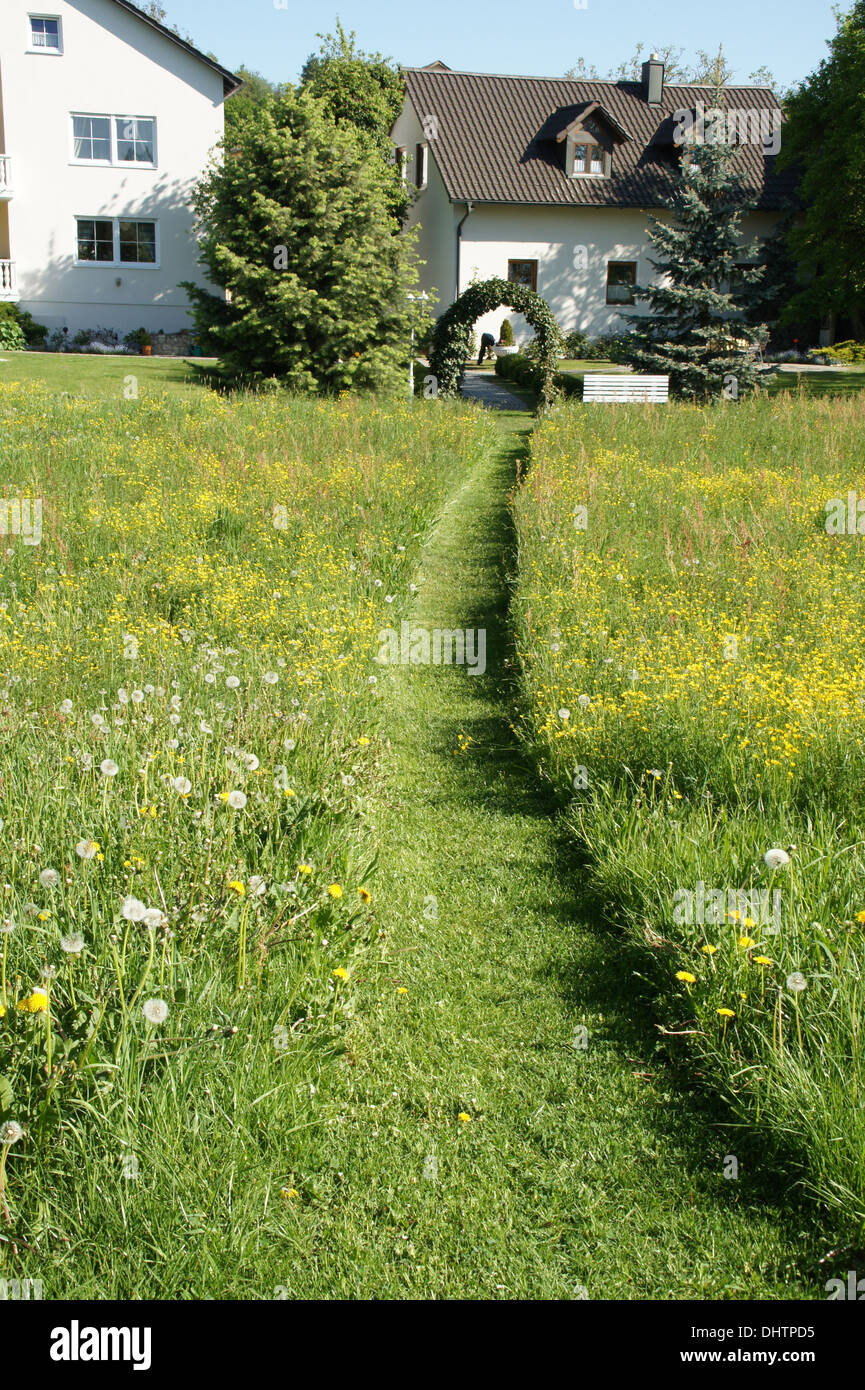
[428,277,561,412]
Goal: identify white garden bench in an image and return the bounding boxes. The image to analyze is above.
[582,373,669,403]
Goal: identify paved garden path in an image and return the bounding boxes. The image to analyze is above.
[459,369,527,411]
[290,414,822,1298]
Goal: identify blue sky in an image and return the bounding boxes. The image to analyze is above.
[161,0,842,90]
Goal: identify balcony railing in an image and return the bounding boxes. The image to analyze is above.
[0,261,16,300]
[0,155,11,197]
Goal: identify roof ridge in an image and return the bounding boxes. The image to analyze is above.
[403,67,777,94]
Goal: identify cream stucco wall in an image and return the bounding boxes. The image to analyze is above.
[0,0,230,336]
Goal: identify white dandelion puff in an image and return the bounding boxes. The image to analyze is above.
[226,676,240,690]
[39,868,61,890]
[121,896,147,922]
[142,998,169,1025]
[0,1121,24,1146]
[764,848,791,870]
[786,972,807,993]
[100,758,119,778]
[172,776,192,796]
[75,839,98,860]
[60,933,85,954]
[227,790,247,810]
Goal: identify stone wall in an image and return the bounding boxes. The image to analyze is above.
[151,330,193,357]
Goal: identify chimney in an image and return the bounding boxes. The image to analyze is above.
[641,52,664,105]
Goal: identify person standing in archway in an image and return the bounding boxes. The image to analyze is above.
[477,331,496,365]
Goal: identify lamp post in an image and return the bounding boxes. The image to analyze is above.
[407,291,429,399]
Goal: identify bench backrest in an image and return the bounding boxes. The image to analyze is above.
[583,373,669,403]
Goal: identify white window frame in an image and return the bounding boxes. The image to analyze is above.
[74,216,160,269]
[70,114,158,169]
[27,13,63,53]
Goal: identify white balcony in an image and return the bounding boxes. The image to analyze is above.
[0,155,11,199]
[0,261,16,301]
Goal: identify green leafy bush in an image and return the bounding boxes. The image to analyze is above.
[0,303,46,348]
[0,318,25,350]
[499,318,514,345]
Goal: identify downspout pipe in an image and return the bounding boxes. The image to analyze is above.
[455,200,473,301]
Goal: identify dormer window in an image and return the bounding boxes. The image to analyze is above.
[570,136,609,177]
[553,103,626,179]
[572,142,606,176]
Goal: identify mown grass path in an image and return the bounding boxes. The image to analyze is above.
[292,411,823,1298]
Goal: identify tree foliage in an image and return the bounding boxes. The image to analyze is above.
[779,0,865,335]
[182,89,425,392]
[299,21,407,220]
[565,42,783,96]
[620,92,765,400]
[429,279,562,412]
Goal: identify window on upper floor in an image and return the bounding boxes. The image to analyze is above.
[571,139,608,177]
[29,15,62,51]
[76,217,158,266]
[394,146,408,183]
[71,115,157,168]
[28,14,62,52]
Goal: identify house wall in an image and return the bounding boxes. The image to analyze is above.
[391,100,460,321]
[0,0,229,336]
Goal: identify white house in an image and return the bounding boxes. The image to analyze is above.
[0,0,240,338]
[391,59,793,345]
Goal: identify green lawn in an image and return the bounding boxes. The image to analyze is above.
[0,349,216,398]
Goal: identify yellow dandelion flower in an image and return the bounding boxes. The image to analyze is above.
[701,944,717,955]
[357,736,370,746]
[675,970,697,984]
[17,989,48,1013]
[856,911,865,924]
[753,955,773,966]
[332,967,348,981]
[297,863,313,876]
[738,936,756,949]
[227,880,245,896]
[396,986,408,995]
[457,1112,471,1123]
[327,883,343,899]
[357,886,371,904]
[717,1008,735,1018]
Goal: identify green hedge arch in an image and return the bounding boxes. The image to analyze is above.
[428,277,562,412]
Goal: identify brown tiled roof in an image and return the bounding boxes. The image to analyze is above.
[402,67,797,210]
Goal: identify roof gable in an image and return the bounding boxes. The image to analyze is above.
[402,68,795,209]
[108,0,241,96]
